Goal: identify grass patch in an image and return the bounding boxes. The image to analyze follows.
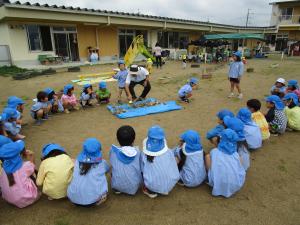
[0,66,28,76]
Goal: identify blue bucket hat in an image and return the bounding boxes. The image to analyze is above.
[236,108,252,125]
[143,125,168,156]
[233,51,242,58]
[99,81,107,89]
[217,109,234,121]
[0,140,25,174]
[44,88,54,96]
[42,143,65,158]
[283,93,299,105]
[63,84,74,95]
[0,135,12,147]
[189,77,199,85]
[265,95,285,110]
[118,59,125,65]
[7,96,24,109]
[180,130,202,154]
[77,138,102,163]
[83,84,92,90]
[223,116,245,141]
[287,80,299,88]
[218,128,239,155]
[2,108,19,120]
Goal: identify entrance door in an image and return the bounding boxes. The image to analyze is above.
[119,29,135,57]
[68,33,79,61]
[54,33,69,59]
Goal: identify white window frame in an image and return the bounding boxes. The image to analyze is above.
[26,25,43,52]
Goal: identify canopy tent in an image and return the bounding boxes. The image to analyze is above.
[203,33,265,41]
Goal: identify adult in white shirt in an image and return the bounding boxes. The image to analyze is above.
[153,43,162,68]
[125,65,151,102]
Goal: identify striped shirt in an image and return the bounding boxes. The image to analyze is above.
[141,150,179,195]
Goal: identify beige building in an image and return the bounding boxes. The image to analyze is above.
[0,0,277,67]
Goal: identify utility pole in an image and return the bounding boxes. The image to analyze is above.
[246,9,251,27]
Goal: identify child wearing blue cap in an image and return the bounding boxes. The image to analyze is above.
[44,88,64,113]
[265,95,287,135]
[68,138,109,206]
[283,93,300,131]
[178,77,199,103]
[2,108,25,140]
[0,140,40,208]
[223,116,250,171]
[36,143,74,200]
[206,109,235,147]
[96,81,111,104]
[286,79,300,99]
[174,130,206,187]
[141,125,179,198]
[236,108,262,150]
[110,125,142,195]
[205,128,246,198]
[228,51,244,99]
[61,84,80,114]
[6,96,25,123]
[79,84,97,107]
[113,60,129,104]
[31,91,50,125]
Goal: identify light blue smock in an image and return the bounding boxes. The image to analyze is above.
[67,160,109,205]
[113,69,128,88]
[228,61,244,78]
[243,122,262,150]
[4,121,21,136]
[208,148,246,198]
[174,147,206,187]
[109,146,142,195]
[178,84,192,97]
[141,150,179,195]
[238,142,250,171]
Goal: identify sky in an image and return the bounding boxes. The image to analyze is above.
[23,0,274,26]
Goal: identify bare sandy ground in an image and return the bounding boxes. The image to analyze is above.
[0,55,299,225]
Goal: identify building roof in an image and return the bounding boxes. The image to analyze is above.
[0,0,276,30]
[269,0,300,5]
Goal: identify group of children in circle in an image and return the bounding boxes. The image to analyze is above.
[0,60,300,208]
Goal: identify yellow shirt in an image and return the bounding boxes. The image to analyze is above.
[284,106,300,131]
[36,154,74,199]
[251,111,270,140]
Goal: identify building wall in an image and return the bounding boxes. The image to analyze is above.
[98,26,118,58]
[77,24,97,61]
[270,4,280,26]
[289,30,300,41]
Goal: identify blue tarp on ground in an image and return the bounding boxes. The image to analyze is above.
[107,98,182,119]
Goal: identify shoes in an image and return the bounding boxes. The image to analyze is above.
[177,180,185,186]
[112,189,121,195]
[228,93,234,98]
[237,93,243,99]
[64,109,70,114]
[34,120,43,126]
[142,186,158,199]
[74,106,80,111]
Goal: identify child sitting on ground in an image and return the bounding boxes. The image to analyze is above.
[2,108,25,140]
[31,91,50,125]
[6,96,25,124]
[68,138,109,206]
[0,140,40,208]
[79,84,96,107]
[174,130,206,187]
[265,95,287,135]
[141,125,179,198]
[178,77,198,103]
[36,143,74,200]
[205,128,246,198]
[223,116,250,171]
[270,78,286,98]
[61,84,80,114]
[206,109,234,147]
[283,93,300,131]
[44,88,64,113]
[113,60,129,104]
[246,99,270,141]
[96,81,111,104]
[110,125,142,195]
[236,108,262,150]
[286,80,300,99]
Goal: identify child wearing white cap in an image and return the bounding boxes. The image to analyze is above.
[141,125,179,198]
[270,78,286,98]
[174,130,206,187]
[67,138,109,206]
[109,125,142,195]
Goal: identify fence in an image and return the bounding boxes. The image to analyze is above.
[0,45,12,66]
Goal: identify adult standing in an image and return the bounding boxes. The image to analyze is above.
[228,51,244,99]
[125,65,151,102]
[154,43,162,69]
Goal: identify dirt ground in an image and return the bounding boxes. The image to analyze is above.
[0,55,299,225]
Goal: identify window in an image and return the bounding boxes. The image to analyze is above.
[157,32,188,49]
[27,25,41,51]
[40,26,53,51]
[281,8,293,20]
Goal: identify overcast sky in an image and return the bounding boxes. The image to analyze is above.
[23,0,274,26]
